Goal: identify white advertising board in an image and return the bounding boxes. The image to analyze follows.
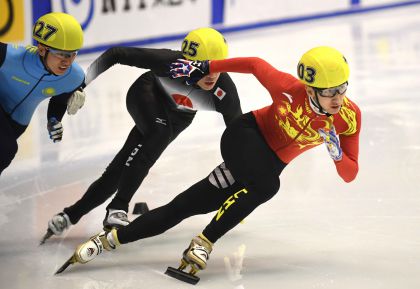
[223,0,349,27]
[51,0,212,49]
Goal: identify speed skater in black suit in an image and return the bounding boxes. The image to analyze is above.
[40,27,242,244]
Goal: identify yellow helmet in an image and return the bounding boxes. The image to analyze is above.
[33,12,83,51]
[297,46,349,88]
[182,27,228,61]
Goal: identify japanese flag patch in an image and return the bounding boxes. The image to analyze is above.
[214,87,226,100]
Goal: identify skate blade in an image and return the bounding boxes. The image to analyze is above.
[165,266,200,285]
[54,255,76,275]
[39,229,54,245]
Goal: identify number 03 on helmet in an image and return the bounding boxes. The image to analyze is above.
[297,46,349,89]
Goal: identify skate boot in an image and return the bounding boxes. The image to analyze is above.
[55,228,120,274]
[165,234,213,284]
[40,212,71,245]
[103,209,130,231]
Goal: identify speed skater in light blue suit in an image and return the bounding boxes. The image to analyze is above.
[0,12,86,176]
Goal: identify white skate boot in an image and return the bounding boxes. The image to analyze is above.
[183,234,213,271]
[103,209,130,231]
[55,229,120,274]
[165,234,213,284]
[40,212,71,245]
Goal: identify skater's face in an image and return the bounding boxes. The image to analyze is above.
[197,72,221,90]
[306,84,347,115]
[38,44,77,75]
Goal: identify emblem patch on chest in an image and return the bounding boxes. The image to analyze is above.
[42,87,56,96]
[214,87,226,100]
[172,94,193,108]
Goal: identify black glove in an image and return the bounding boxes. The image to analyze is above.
[47,117,63,143]
[169,59,210,85]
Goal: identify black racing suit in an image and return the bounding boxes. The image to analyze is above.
[116,113,287,245]
[63,47,242,224]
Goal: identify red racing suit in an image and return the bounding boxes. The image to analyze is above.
[210,57,361,182]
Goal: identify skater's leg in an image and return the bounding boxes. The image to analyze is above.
[0,108,24,176]
[60,169,242,270]
[105,129,171,212]
[106,75,194,212]
[0,129,18,176]
[41,127,146,244]
[62,75,162,224]
[63,127,144,224]
[165,113,285,279]
[202,112,287,243]
[116,171,243,243]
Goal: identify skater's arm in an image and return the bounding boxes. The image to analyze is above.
[334,133,359,182]
[47,68,86,120]
[210,57,296,98]
[47,92,72,122]
[334,106,362,183]
[86,47,182,84]
[213,73,243,125]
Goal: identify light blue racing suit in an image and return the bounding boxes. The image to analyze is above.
[0,42,85,175]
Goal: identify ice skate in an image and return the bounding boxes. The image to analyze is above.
[103,209,130,231]
[165,234,213,285]
[55,229,120,274]
[40,212,71,245]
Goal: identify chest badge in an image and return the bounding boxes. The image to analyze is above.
[214,87,226,100]
[172,94,193,108]
[42,87,56,96]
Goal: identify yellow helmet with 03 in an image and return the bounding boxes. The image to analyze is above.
[297,46,349,88]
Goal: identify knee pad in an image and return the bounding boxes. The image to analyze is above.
[208,162,235,189]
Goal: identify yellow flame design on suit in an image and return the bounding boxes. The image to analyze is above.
[275,97,357,149]
[275,100,332,149]
[339,98,358,136]
[275,101,323,149]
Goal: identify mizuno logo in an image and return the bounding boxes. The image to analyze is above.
[155,118,167,125]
